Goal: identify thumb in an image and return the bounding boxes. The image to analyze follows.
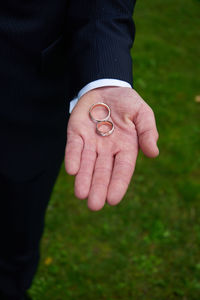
[135,103,159,158]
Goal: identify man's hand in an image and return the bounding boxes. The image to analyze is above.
[65,87,159,211]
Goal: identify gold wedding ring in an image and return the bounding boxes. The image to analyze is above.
[89,102,111,123]
[89,102,114,137]
[96,120,114,136]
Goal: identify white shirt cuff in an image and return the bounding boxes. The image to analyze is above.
[69,79,132,113]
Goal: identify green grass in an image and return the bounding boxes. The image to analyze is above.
[30,0,200,299]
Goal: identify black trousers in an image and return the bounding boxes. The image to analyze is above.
[0,132,67,299]
[0,13,71,297]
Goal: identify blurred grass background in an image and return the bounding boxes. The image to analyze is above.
[30,0,200,299]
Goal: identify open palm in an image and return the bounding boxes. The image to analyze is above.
[65,87,159,211]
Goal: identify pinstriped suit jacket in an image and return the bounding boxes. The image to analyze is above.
[0,0,136,180]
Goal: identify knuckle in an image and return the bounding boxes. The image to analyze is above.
[95,166,112,174]
[82,149,96,161]
[77,170,92,178]
[115,159,133,171]
[91,181,107,189]
[112,176,130,187]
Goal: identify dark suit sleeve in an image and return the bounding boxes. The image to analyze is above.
[66,0,137,98]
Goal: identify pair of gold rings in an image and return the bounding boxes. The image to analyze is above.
[89,102,114,136]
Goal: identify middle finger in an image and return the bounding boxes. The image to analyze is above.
[88,153,114,211]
